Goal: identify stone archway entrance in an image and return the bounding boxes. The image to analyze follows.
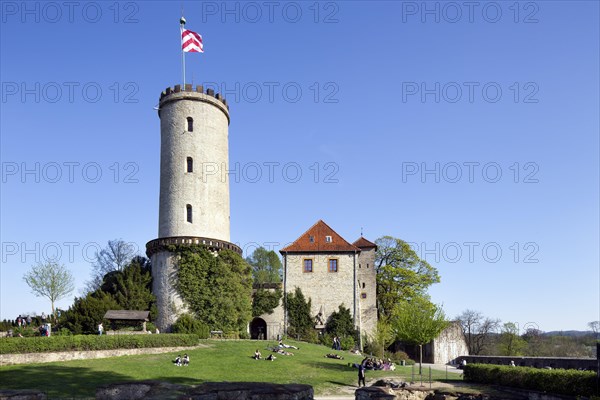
[250,317,267,340]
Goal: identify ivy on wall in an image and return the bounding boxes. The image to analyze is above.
[168,245,253,334]
[252,288,282,317]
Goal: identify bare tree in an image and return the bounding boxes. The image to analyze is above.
[456,309,500,355]
[523,327,545,356]
[85,239,137,293]
[589,321,599,339]
[23,262,75,320]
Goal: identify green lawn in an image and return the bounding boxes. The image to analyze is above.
[0,339,462,398]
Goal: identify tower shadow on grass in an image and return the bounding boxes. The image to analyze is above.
[1,365,139,398]
[310,361,354,372]
[0,364,209,399]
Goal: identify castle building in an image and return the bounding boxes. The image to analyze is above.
[251,220,378,340]
[146,84,241,332]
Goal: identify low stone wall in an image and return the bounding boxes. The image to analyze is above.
[457,355,597,370]
[0,389,47,399]
[355,387,579,400]
[355,387,480,400]
[95,381,314,400]
[0,345,199,366]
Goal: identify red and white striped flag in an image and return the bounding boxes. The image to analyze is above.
[181,28,203,53]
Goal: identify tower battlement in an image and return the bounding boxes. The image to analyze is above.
[146,236,242,257]
[158,84,229,124]
[160,84,228,107]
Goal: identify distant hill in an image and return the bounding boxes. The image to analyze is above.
[543,330,596,338]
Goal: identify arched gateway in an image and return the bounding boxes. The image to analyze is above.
[250,317,267,340]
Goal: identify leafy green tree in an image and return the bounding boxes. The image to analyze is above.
[372,316,395,359]
[392,295,448,374]
[174,246,253,334]
[325,304,356,338]
[499,322,527,356]
[100,257,156,319]
[285,287,313,340]
[375,236,440,317]
[23,261,75,321]
[252,288,282,317]
[61,291,121,334]
[246,247,282,284]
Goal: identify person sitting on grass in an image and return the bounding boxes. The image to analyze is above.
[278,340,298,350]
[254,349,262,360]
[182,354,190,366]
[173,355,182,366]
[266,354,276,361]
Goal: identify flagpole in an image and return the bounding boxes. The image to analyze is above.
[180,16,186,87]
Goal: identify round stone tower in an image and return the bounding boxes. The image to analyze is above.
[146,84,241,332]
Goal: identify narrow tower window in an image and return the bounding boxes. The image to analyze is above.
[187,157,193,173]
[186,204,192,223]
[187,117,193,132]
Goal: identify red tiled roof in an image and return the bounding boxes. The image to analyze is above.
[280,220,360,253]
[352,237,377,249]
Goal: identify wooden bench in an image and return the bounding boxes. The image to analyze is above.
[210,330,223,338]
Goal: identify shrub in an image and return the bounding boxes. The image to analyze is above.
[171,314,210,339]
[363,338,383,358]
[224,331,240,339]
[388,350,412,363]
[0,320,15,331]
[340,336,355,350]
[61,291,121,334]
[285,288,313,341]
[325,305,356,338]
[0,334,200,354]
[55,328,73,336]
[12,327,39,337]
[319,332,333,347]
[463,364,598,397]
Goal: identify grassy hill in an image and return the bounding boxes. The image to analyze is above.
[0,339,462,398]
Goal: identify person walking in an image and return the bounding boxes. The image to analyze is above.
[358,363,366,387]
[98,323,103,336]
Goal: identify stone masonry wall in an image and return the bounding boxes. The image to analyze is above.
[151,251,187,332]
[158,90,230,242]
[0,345,199,366]
[432,322,469,364]
[256,288,285,340]
[285,252,357,326]
[357,247,377,338]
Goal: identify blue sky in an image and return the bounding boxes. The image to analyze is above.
[1,1,598,332]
